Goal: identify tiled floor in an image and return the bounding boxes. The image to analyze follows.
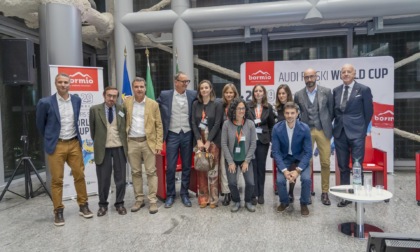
[0,171,419,251]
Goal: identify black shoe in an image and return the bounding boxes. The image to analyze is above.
[181,195,192,207]
[251,197,257,205]
[54,209,65,226]
[97,206,108,217]
[321,193,331,206]
[257,196,264,205]
[222,193,231,206]
[288,194,294,203]
[337,199,352,207]
[164,197,175,208]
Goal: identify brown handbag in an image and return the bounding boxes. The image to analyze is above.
[194,148,215,172]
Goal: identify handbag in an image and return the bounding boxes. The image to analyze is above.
[194,148,215,172]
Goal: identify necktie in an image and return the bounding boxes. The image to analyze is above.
[108,107,113,124]
[340,86,349,111]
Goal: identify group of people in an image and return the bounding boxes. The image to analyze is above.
[36,63,373,226]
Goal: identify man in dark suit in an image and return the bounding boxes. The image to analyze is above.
[36,73,93,226]
[271,102,312,216]
[156,72,197,208]
[89,86,128,216]
[294,68,333,205]
[332,64,373,207]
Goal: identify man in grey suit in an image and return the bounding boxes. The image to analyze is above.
[294,68,333,205]
[89,86,128,216]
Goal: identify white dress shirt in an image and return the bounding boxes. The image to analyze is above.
[57,94,76,139]
[129,97,146,137]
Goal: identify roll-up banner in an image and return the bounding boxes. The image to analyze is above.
[49,65,104,198]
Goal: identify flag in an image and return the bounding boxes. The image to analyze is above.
[145,48,155,100]
[121,49,132,100]
[175,48,179,73]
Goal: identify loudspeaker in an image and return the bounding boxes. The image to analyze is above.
[1,38,36,85]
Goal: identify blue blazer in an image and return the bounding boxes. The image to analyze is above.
[36,94,82,154]
[332,82,373,140]
[271,120,312,172]
[157,89,197,141]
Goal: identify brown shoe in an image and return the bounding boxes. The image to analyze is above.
[200,203,208,208]
[149,203,158,214]
[54,209,65,226]
[131,201,145,212]
[276,203,289,213]
[301,204,309,216]
[97,206,108,217]
[210,204,218,209]
[116,206,127,215]
[79,203,93,218]
[321,193,331,206]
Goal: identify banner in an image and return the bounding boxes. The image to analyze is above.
[240,57,394,173]
[49,65,104,198]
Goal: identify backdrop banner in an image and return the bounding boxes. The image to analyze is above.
[49,65,104,199]
[240,57,394,173]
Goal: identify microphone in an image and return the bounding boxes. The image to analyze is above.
[330,188,354,194]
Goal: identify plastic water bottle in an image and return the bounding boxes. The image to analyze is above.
[352,159,362,186]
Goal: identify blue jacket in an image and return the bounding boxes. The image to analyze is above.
[332,82,373,140]
[156,89,197,141]
[271,120,312,172]
[36,94,82,154]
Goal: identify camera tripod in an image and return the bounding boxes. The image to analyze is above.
[0,85,51,202]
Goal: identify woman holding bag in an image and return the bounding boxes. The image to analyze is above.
[191,80,223,208]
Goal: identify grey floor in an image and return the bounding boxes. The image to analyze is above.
[0,170,419,252]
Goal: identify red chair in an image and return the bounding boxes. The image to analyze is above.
[272,160,314,195]
[335,135,388,189]
[156,142,197,200]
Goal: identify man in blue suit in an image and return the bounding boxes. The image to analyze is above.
[36,73,93,226]
[156,72,197,208]
[332,64,373,207]
[272,102,312,216]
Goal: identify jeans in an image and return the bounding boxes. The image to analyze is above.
[276,155,311,205]
[226,160,254,203]
[165,131,193,197]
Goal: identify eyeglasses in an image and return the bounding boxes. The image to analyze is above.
[304,75,317,80]
[236,107,246,111]
[177,79,191,84]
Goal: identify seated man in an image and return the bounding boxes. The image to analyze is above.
[271,102,312,216]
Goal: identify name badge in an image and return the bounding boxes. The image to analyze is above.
[199,123,207,130]
[235,147,241,153]
[118,111,125,117]
[254,119,261,124]
[240,136,246,142]
[256,127,263,134]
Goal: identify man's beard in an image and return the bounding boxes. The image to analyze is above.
[305,81,315,88]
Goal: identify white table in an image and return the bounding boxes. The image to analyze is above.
[329,185,393,239]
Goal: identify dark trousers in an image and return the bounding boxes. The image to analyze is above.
[226,161,254,203]
[334,129,365,185]
[251,140,269,198]
[96,147,126,208]
[166,130,193,198]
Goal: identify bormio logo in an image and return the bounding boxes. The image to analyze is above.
[245,61,274,86]
[58,67,99,92]
[372,102,394,129]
